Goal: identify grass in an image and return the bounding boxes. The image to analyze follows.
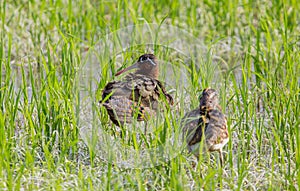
[1,0,299,190]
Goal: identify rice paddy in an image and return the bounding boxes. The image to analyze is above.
[0,0,299,190]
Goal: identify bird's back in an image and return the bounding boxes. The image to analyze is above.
[182,108,228,155]
[205,109,229,152]
[181,108,205,151]
[102,73,173,126]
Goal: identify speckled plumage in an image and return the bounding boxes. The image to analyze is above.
[182,88,229,166]
[101,54,173,126]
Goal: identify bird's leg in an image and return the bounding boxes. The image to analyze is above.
[216,149,224,188]
[144,121,148,136]
[218,149,223,168]
[194,155,199,169]
[189,154,198,168]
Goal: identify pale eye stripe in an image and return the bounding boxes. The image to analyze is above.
[147,57,156,66]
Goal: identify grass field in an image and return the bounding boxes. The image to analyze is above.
[1,0,299,190]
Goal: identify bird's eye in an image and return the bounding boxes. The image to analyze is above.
[139,56,146,62]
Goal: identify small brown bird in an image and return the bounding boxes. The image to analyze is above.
[182,88,229,166]
[101,54,174,127]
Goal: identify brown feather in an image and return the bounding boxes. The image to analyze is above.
[102,73,173,126]
[182,88,229,166]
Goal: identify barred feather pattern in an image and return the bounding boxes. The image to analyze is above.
[182,108,228,156]
[181,88,229,159]
[102,73,173,126]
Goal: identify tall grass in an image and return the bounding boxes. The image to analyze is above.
[0,0,299,190]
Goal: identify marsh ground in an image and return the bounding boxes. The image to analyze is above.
[0,1,299,190]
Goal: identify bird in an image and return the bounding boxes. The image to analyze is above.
[182,88,229,167]
[101,54,174,127]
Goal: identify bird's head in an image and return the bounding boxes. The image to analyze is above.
[199,88,219,111]
[115,54,159,79]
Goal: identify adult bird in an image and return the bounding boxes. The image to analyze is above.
[101,54,174,127]
[182,88,229,167]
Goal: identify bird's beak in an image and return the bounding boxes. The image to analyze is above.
[115,62,139,76]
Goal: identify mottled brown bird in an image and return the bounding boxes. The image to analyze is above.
[182,88,229,166]
[102,54,174,127]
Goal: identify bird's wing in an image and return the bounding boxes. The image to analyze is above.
[129,74,174,109]
[204,109,228,150]
[182,109,204,145]
[101,73,173,125]
[102,74,173,106]
[187,114,208,146]
[102,96,154,126]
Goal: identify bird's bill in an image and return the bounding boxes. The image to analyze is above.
[115,62,138,76]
